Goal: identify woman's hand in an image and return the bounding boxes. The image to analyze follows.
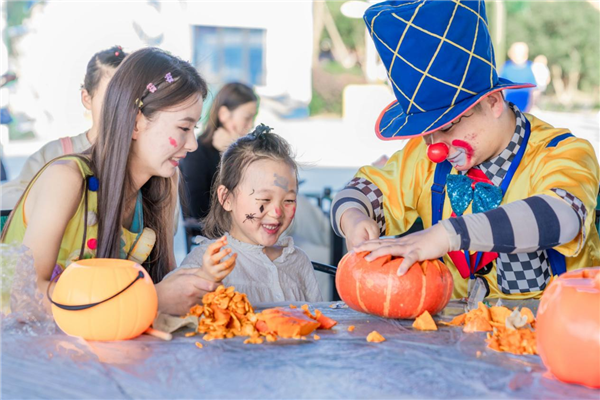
[340,208,380,251]
[212,127,237,152]
[354,223,451,276]
[199,236,237,282]
[155,268,219,315]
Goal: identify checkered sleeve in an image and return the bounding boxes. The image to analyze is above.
[550,188,587,256]
[330,177,386,238]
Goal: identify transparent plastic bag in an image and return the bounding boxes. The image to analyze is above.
[1,242,56,335]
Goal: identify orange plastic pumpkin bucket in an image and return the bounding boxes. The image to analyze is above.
[537,267,600,388]
[49,259,158,341]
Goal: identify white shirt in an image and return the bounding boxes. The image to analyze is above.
[178,233,323,305]
[1,132,91,210]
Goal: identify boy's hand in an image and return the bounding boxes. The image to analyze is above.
[354,223,451,276]
[340,208,380,251]
[199,236,237,282]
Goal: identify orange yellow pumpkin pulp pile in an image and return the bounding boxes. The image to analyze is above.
[185,286,337,345]
[432,301,537,355]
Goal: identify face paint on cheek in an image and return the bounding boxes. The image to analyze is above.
[243,213,257,223]
[168,137,178,148]
[259,205,264,214]
[452,139,474,162]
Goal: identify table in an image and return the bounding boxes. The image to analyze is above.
[2,300,597,399]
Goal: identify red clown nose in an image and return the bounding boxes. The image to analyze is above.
[427,143,449,163]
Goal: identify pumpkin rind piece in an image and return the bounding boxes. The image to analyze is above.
[256,308,320,338]
[413,310,438,331]
[463,315,493,333]
[366,330,386,342]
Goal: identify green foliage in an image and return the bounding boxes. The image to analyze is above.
[6,1,35,28]
[322,1,365,51]
[5,1,41,55]
[505,1,599,92]
[322,60,363,76]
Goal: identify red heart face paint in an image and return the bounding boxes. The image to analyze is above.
[168,137,178,148]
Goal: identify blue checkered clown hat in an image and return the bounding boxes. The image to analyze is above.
[365,0,535,140]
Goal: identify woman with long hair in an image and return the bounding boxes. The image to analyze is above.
[179,82,257,221]
[2,47,224,315]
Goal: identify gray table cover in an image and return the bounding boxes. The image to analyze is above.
[1,299,597,399]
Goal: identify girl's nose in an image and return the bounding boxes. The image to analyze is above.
[272,207,282,217]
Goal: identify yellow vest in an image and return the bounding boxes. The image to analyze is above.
[2,156,156,271]
[356,114,600,299]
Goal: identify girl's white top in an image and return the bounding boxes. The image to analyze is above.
[178,233,323,304]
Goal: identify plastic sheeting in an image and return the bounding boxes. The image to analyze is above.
[2,298,598,399]
[1,243,597,399]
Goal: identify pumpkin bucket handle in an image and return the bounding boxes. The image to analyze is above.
[47,270,145,311]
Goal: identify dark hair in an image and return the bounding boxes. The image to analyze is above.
[91,47,208,282]
[82,45,127,96]
[200,82,257,146]
[202,124,298,239]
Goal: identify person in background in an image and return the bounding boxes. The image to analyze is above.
[531,54,551,109]
[179,82,257,222]
[1,46,126,210]
[500,42,537,113]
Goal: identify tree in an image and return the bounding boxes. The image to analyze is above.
[505,1,599,107]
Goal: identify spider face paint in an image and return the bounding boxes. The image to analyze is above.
[243,213,257,223]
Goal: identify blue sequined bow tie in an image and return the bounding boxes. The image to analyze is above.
[446,174,503,216]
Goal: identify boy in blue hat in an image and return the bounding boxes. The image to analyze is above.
[331,0,600,300]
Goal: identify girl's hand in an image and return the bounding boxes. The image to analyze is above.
[340,208,380,251]
[354,223,451,276]
[200,236,237,282]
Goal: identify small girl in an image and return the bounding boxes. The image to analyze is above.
[1,45,127,210]
[178,124,323,304]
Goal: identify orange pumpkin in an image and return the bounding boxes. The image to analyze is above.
[335,251,453,319]
[51,259,157,341]
[537,267,600,388]
[256,308,320,338]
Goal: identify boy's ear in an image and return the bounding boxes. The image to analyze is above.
[486,91,505,119]
[217,185,232,211]
[81,89,92,111]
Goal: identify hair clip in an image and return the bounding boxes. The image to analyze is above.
[250,123,272,139]
[165,72,174,83]
[146,83,157,93]
[115,51,120,57]
[135,98,144,108]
